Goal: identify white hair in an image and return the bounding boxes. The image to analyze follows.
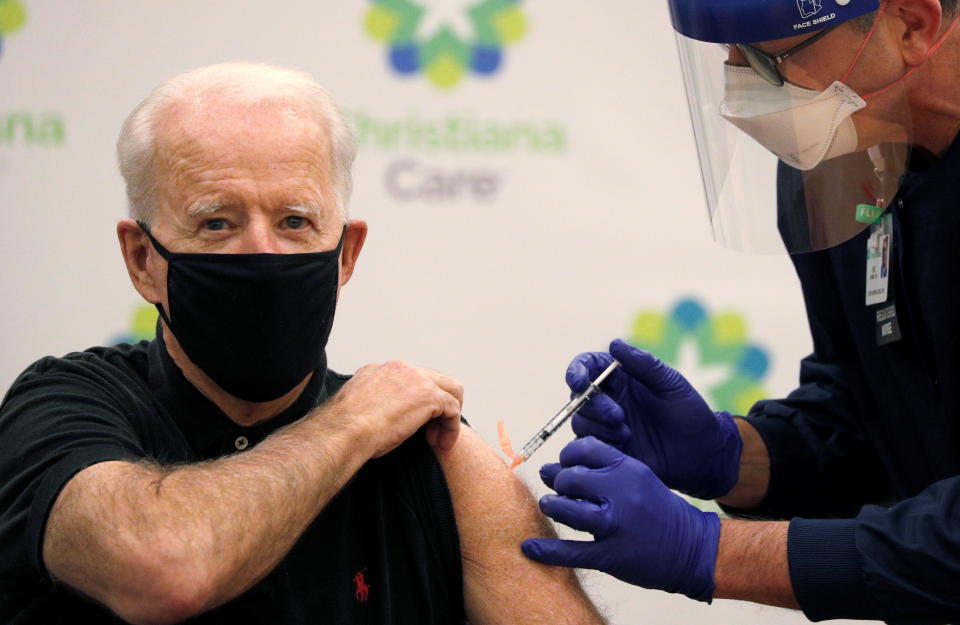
[117,62,356,225]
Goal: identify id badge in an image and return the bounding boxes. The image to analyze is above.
[876,303,902,345]
[865,214,893,306]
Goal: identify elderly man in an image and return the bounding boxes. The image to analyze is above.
[0,63,602,625]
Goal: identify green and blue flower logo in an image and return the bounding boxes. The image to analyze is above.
[364,0,527,89]
[628,298,770,416]
[0,0,26,60]
[109,304,159,345]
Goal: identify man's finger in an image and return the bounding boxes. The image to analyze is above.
[426,416,460,452]
[439,391,462,420]
[417,367,464,407]
[539,494,609,535]
[575,393,626,427]
[521,538,600,569]
[558,436,626,470]
[571,414,630,446]
[539,462,562,489]
[552,464,616,501]
[609,339,686,396]
[565,352,616,393]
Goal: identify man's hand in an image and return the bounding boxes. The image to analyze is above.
[521,437,720,602]
[327,361,463,458]
[567,339,742,500]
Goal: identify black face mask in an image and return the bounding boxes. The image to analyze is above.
[139,223,344,403]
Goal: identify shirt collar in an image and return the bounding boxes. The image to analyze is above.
[147,324,329,457]
[906,128,960,176]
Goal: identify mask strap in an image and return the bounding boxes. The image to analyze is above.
[138,221,348,257]
[154,302,174,330]
[860,15,960,99]
[840,1,888,85]
[135,221,175,328]
[137,221,174,260]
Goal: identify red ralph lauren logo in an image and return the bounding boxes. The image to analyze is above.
[353,568,370,602]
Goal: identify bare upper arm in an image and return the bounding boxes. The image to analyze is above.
[44,460,203,625]
[436,427,604,625]
[44,460,144,588]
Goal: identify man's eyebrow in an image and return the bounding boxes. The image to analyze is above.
[284,204,323,216]
[184,202,324,218]
[186,201,225,218]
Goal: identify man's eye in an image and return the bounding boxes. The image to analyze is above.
[203,218,228,231]
[283,216,308,229]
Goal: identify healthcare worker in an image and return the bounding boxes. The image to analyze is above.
[522,0,960,622]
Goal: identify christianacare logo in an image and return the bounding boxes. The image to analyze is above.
[364,0,527,89]
[0,0,26,60]
[628,298,770,416]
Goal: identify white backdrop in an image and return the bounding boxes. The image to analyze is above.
[0,2,874,624]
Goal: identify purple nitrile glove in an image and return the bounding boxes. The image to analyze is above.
[521,437,720,602]
[566,338,742,500]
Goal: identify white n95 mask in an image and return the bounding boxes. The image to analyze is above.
[719,65,866,171]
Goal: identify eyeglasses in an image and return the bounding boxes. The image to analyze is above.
[727,26,838,86]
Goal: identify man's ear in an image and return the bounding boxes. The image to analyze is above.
[117,219,163,304]
[890,0,944,66]
[338,219,368,288]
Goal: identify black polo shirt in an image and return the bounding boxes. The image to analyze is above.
[0,336,464,624]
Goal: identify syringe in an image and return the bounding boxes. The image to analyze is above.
[509,360,620,468]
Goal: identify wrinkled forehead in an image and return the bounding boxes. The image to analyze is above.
[153,98,332,183]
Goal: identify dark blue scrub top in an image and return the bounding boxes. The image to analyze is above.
[743,135,960,623]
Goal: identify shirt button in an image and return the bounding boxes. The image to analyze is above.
[234,436,249,451]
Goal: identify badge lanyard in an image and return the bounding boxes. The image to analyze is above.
[860,150,901,345]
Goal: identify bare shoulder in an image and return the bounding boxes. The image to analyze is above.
[435,428,604,625]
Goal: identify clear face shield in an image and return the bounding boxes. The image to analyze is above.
[669,0,921,254]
